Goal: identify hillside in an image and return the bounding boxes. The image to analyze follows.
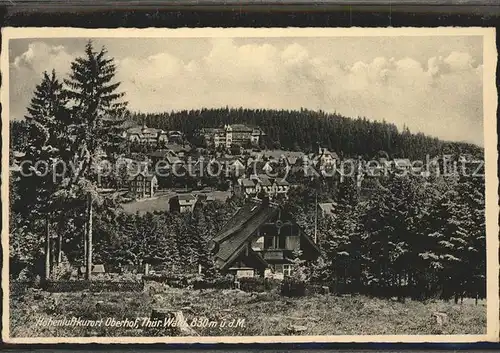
[132,107,483,160]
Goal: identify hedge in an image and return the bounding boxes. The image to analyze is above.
[238,277,281,293]
[143,274,194,288]
[281,278,307,297]
[41,280,144,292]
[192,277,233,290]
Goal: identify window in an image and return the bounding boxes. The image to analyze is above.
[278,235,286,249]
[264,236,274,249]
[283,264,292,277]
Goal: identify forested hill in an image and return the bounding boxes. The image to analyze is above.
[132,108,482,160]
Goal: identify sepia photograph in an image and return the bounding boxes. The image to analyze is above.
[2,27,498,344]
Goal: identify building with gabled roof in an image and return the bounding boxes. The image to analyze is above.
[209,199,320,278]
[169,193,198,213]
[128,171,158,199]
[123,124,169,145]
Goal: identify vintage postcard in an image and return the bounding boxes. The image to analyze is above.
[1,27,499,344]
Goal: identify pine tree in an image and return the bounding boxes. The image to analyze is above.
[63,40,128,181]
[60,40,128,279]
[12,70,69,279]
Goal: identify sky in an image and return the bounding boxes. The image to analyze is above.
[9,35,484,145]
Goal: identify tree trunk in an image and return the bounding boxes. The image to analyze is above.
[83,219,88,268]
[85,193,93,280]
[57,227,62,265]
[44,216,51,280]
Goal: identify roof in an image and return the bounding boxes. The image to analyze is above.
[258,177,272,187]
[319,202,335,214]
[240,178,256,187]
[177,194,197,201]
[201,127,224,134]
[166,156,182,164]
[148,151,167,158]
[326,151,339,160]
[164,144,191,153]
[92,264,106,273]
[127,126,166,135]
[80,264,106,274]
[213,201,321,270]
[394,158,411,167]
[228,124,255,132]
[214,202,279,265]
[275,179,290,186]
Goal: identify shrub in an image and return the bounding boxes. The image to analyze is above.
[90,281,144,292]
[306,283,327,296]
[50,253,72,281]
[42,280,90,292]
[143,273,195,288]
[17,267,33,282]
[192,275,234,290]
[10,281,31,297]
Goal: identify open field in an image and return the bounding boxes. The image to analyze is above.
[121,193,175,214]
[10,285,486,338]
[121,191,231,214]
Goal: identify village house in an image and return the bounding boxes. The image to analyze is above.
[169,193,198,213]
[246,159,276,177]
[210,199,321,279]
[235,178,259,198]
[163,143,192,158]
[128,171,158,199]
[268,178,291,199]
[167,130,183,144]
[147,149,179,165]
[218,157,246,177]
[318,202,336,217]
[316,146,339,168]
[393,158,412,172]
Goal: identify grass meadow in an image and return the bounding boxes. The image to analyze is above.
[9,282,486,338]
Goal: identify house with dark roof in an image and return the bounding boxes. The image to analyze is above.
[393,158,412,171]
[168,130,184,144]
[218,157,246,177]
[210,199,321,279]
[169,193,198,213]
[235,178,259,198]
[315,147,339,169]
[147,150,179,165]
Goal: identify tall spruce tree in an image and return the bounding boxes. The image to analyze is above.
[59,40,128,279]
